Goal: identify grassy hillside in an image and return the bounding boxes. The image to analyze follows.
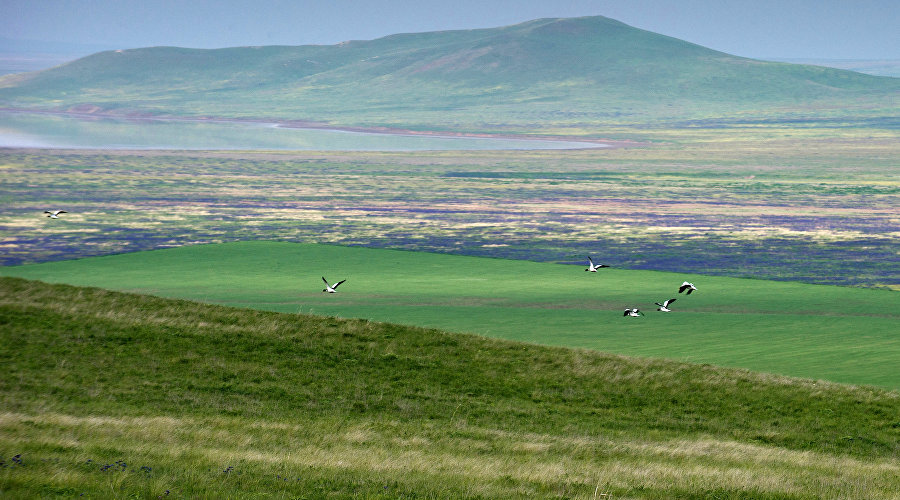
[1,16,897,131]
[1,276,898,498]
[4,241,898,389]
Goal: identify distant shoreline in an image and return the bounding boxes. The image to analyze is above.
[0,107,647,149]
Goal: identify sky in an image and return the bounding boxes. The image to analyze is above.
[1,0,898,60]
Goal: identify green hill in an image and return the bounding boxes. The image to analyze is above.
[1,16,897,130]
[4,241,898,389]
[1,276,898,498]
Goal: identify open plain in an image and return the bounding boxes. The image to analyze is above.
[2,127,898,289]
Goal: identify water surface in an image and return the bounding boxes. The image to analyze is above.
[0,111,605,151]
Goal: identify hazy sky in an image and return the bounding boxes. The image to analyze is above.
[2,0,898,60]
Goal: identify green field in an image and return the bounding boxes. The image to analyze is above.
[2,276,899,498]
[4,241,898,389]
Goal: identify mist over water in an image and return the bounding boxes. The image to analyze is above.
[0,111,606,151]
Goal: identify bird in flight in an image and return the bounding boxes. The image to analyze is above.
[44,210,67,219]
[678,281,697,295]
[585,256,609,272]
[322,277,346,293]
[655,298,677,312]
[623,308,642,317]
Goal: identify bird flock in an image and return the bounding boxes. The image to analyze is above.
[624,281,697,317]
[319,252,697,318]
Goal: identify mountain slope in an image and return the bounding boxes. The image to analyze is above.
[1,16,897,130]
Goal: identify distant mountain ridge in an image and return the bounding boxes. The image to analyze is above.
[1,16,897,131]
[0,36,118,75]
[767,58,900,78]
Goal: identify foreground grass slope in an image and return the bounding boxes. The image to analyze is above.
[1,276,898,498]
[3,242,899,389]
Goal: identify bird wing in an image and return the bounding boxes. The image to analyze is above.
[665,298,676,307]
[333,279,346,288]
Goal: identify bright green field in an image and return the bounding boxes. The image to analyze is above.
[4,241,898,389]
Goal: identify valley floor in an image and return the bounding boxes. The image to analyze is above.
[2,129,898,288]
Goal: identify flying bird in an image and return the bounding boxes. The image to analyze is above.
[623,308,642,317]
[678,281,697,295]
[585,256,609,272]
[44,210,67,219]
[655,298,677,312]
[322,277,346,293]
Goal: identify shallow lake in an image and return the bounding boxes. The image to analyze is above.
[0,111,606,151]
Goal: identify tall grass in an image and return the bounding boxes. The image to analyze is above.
[1,276,899,498]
